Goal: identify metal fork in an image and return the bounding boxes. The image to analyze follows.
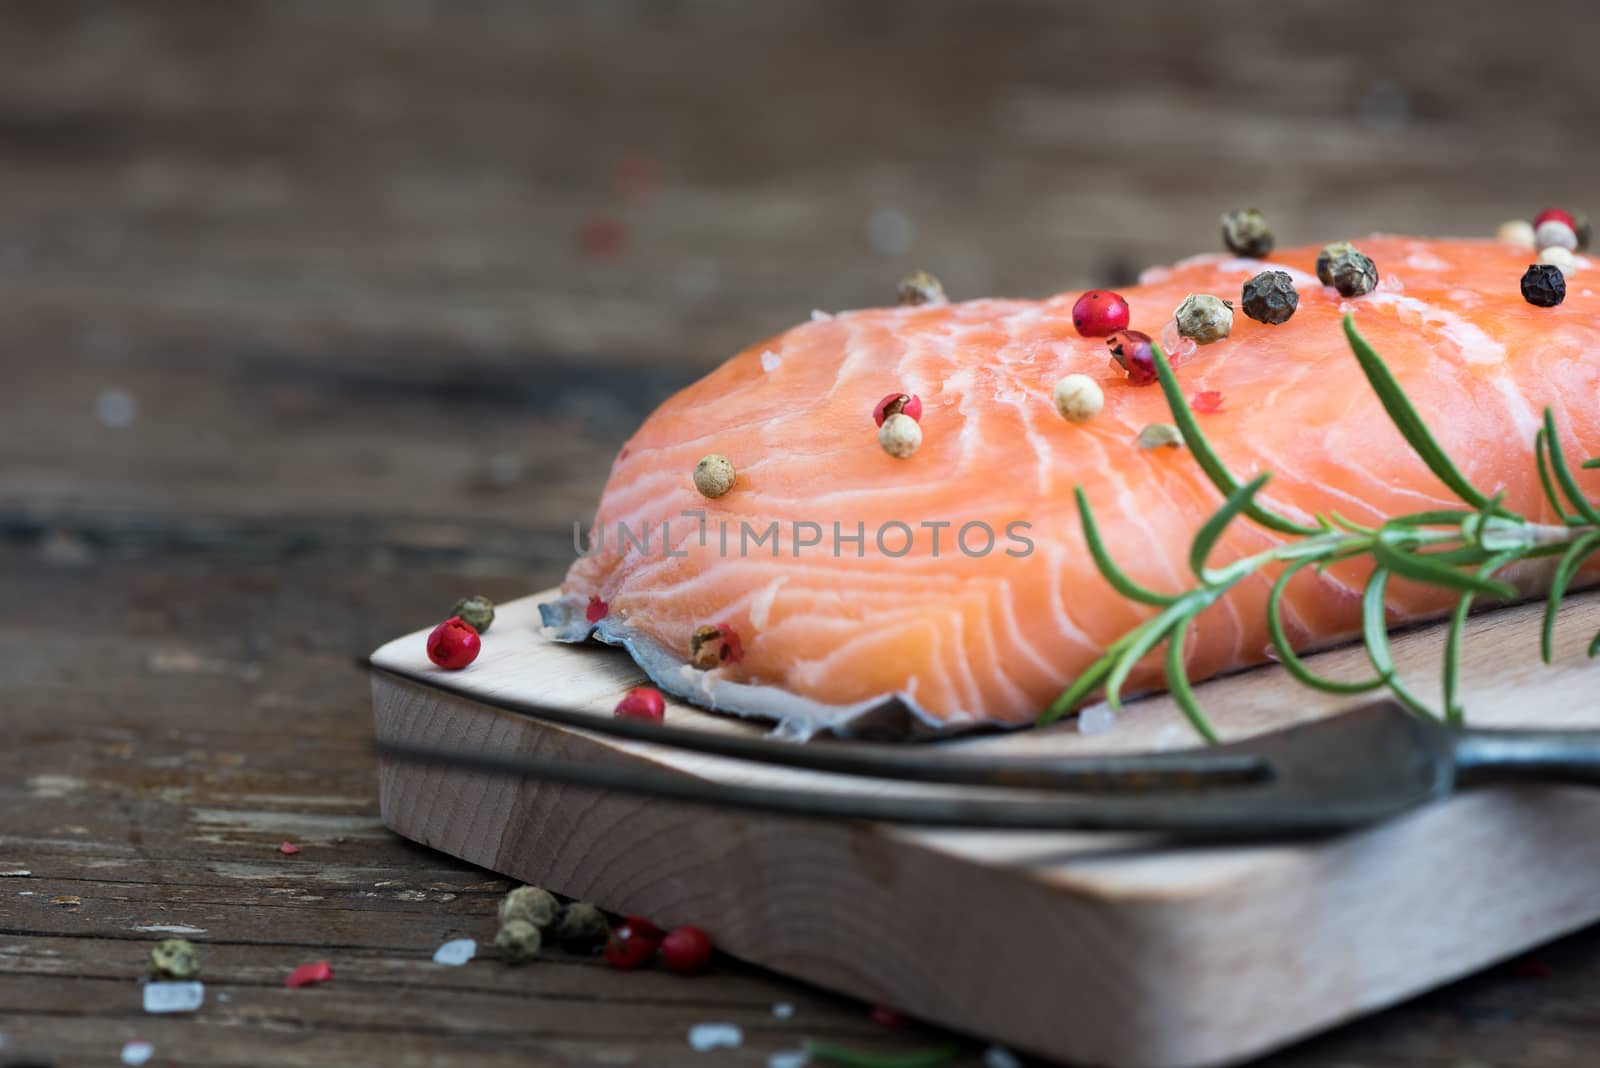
[371,673,1600,838]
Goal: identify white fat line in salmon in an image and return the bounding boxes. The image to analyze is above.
[572,513,1036,560]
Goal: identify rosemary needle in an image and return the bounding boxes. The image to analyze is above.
[802,1042,963,1068]
[1045,314,1600,740]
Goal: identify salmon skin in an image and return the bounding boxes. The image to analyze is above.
[542,237,1600,737]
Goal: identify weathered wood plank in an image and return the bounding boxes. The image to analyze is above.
[5,2,1600,553]
[6,2,1600,1064]
[0,554,984,1065]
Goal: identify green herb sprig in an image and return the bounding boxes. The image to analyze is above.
[802,1041,962,1068]
[1039,314,1600,740]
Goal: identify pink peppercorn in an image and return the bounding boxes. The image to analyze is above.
[623,915,664,941]
[605,919,663,971]
[426,617,481,670]
[1072,290,1131,338]
[1105,329,1158,386]
[660,925,714,975]
[1534,208,1577,232]
[285,961,333,988]
[614,686,666,722]
[872,392,923,426]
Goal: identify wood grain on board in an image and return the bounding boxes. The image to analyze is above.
[370,589,1600,1068]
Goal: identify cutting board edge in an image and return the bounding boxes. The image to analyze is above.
[370,668,1600,1068]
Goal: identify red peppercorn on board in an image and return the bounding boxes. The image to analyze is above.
[371,589,1600,1068]
[541,236,1600,736]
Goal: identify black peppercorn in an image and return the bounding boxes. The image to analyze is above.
[1221,209,1274,258]
[553,901,611,949]
[1240,270,1299,325]
[1315,242,1379,297]
[1521,264,1566,308]
[1572,211,1592,252]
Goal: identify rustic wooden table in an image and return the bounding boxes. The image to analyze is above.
[5,4,1600,1065]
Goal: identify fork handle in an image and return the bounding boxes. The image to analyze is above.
[1452,729,1600,787]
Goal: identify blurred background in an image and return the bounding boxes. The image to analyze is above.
[9,5,1600,1064]
[8,0,1599,587]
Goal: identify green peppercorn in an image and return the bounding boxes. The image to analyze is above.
[1135,423,1185,450]
[1315,242,1378,297]
[1220,209,1274,258]
[150,938,200,980]
[693,454,737,499]
[1174,293,1234,345]
[552,901,611,949]
[498,885,560,930]
[496,919,542,964]
[1240,270,1299,325]
[451,595,495,635]
[896,270,946,306]
[1521,264,1566,308]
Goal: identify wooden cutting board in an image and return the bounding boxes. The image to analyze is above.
[370,588,1600,1068]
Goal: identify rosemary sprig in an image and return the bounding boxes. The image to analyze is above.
[1040,314,1600,738]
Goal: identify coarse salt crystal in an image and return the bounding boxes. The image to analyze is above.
[95,388,137,429]
[768,1051,809,1068]
[687,1023,744,1051]
[761,350,782,372]
[1154,724,1190,751]
[983,1045,1023,1068]
[432,938,477,966]
[863,207,917,257]
[121,1040,155,1066]
[1158,319,1196,365]
[1077,702,1116,736]
[810,309,833,322]
[772,1001,796,1019]
[143,981,204,1014]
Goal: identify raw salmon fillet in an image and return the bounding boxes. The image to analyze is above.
[543,236,1600,736]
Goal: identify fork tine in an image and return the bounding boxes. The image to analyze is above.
[377,668,1270,793]
[371,737,1397,836]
